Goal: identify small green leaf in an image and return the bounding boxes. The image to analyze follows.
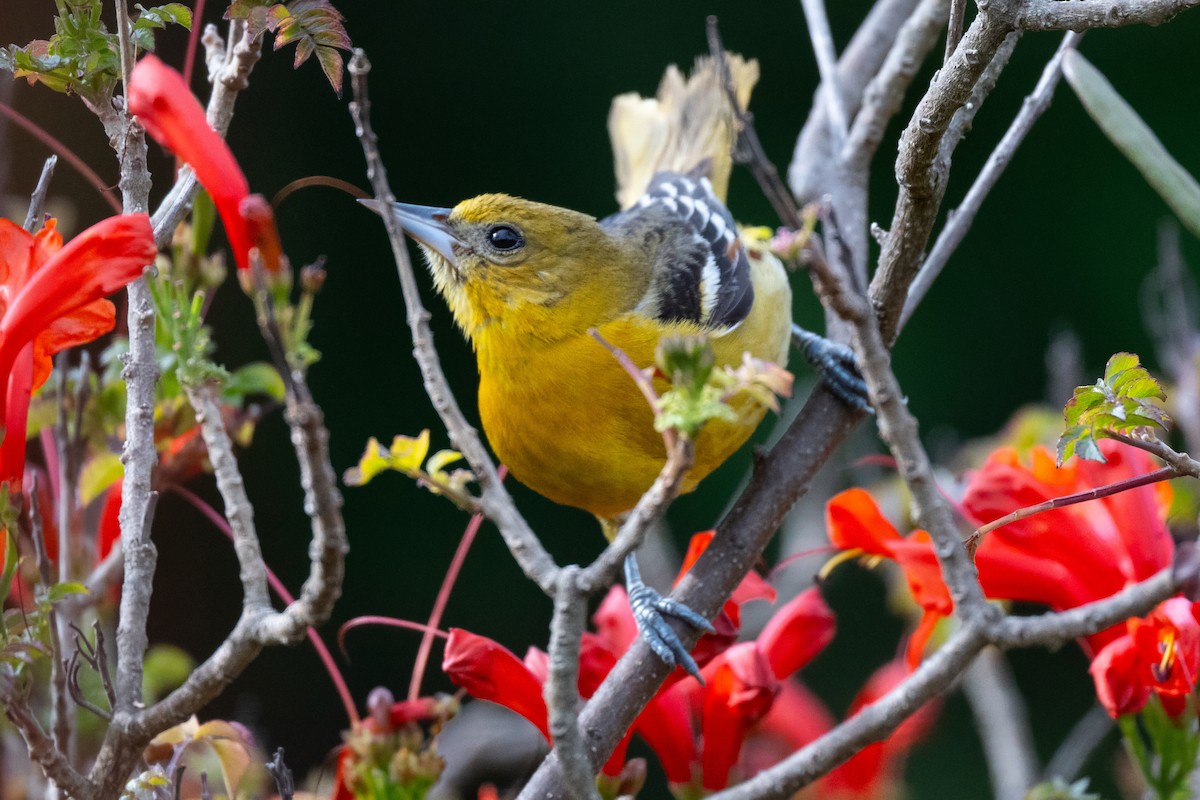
[48,582,89,603]
[1064,51,1200,239]
[0,529,17,621]
[1057,352,1170,465]
[224,362,286,402]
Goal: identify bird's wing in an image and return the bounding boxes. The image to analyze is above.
[603,171,754,334]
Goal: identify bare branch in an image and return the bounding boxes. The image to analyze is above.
[870,8,1014,343]
[963,648,1039,800]
[0,682,93,799]
[22,156,56,231]
[840,0,950,174]
[966,465,1175,552]
[347,50,560,595]
[946,0,968,60]
[902,31,1082,330]
[149,22,263,246]
[800,0,849,144]
[545,566,601,800]
[1017,0,1199,31]
[790,0,925,202]
[993,568,1175,648]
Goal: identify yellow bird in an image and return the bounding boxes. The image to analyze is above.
[371,56,861,676]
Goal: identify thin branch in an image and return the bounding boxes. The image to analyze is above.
[945,0,967,61]
[869,7,1015,343]
[707,20,804,230]
[1017,0,1199,31]
[840,0,951,174]
[1043,704,1113,782]
[790,0,925,202]
[23,156,58,231]
[347,50,559,595]
[545,566,601,800]
[965,465,1176,552]
[901,31,1082,331]
[184,380,271,611]
[0,683,93,799]
[993,568,1175,648]
[581,437,695,594]
[963,647,1039,800]
[710,627,988,799]
[149,21,263,247]
[799,0,849,145]
[1103,432,1200,478]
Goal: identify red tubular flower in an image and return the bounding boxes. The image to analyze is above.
[1090,597,1200,717]
[0,215,154,488]
[694,586,836,790]
[967,443,1174,655]
[442,628,551,740]
[965,442,1200,717]
[442,532,836,789]
[826,488,952,667]
[127,55,284,282]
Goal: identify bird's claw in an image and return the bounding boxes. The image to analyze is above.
[791,324,872,413]
[625,554,715,682]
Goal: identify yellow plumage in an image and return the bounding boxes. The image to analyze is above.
[388,55,792,521]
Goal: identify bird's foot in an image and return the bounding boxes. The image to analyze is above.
[791,324,872,413]
[625,554,715,682]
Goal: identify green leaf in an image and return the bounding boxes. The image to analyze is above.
[0,529,18,621]
[1063,51,1200,239]
[1056,352,1169,465]
[142,644,196,704]
[130,3,192,51]
[48,582,89,603]
[224,362,286,403]
[80,452,124,505]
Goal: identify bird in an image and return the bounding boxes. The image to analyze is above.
[368,55,865,678]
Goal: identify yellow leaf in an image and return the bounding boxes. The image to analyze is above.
[343,437,392,486]
[425,448,464,478]
[387,429,431,472]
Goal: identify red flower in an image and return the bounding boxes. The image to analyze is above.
[442,532,834,789]
[0,215,154,489]
[1089,598,1200,717]
[827,441,1195,719]
[825,488,952,667]
[964,442,1200,717]
[127,55,284,283]
[967,443,1174,654]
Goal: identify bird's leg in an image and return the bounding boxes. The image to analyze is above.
[624,552,714,682]
[791,323,872,413]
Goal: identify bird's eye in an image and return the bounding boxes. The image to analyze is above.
[487,224,525,252]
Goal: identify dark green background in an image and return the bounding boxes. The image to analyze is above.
[2,1,1200,796]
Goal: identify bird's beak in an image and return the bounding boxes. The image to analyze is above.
[360,199,462,266]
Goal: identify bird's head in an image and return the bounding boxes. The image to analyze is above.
[366,194,647,345]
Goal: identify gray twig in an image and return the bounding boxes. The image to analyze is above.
[963,647,1039,800]
[23,156,56,232]
[901,31,1082,330]
[1043,704,1113,783]
[546,567,601,800]
[800,0,849,145]
[347,50,560,595]
[946,0,967,61]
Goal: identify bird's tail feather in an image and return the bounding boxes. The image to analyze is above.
[608,53,759,210]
